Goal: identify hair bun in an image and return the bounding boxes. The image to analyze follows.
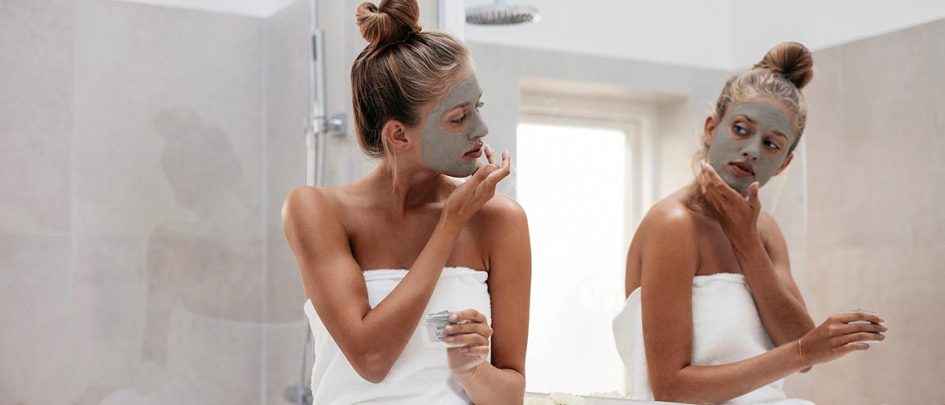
[356,0,421,49]
[754,42,814,90]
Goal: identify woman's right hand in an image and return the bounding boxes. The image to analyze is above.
[797,311,887,367]
[442,144,511,225]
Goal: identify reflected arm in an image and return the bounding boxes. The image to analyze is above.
[731,212,815,347]
[640,210,807,403]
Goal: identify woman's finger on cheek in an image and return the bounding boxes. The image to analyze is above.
[483,143,495,165]
[748,182,760,205]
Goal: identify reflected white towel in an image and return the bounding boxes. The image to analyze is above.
[304,267,492,405]
[613,273,814,404]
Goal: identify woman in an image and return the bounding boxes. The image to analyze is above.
[282,1,530,404]
[614,42,887,404]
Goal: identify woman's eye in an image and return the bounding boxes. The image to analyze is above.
[733,124,749,136]
[451,114,466,124]
[475,101,484,111]
[765,139,781,150]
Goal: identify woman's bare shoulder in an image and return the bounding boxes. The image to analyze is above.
[283,181,372,217]
[282,184,373,235]
[470,193,529,268]
[284,185,341,216]
[473,192,527,225]
[639,195,698,234]
[756,210,787,247]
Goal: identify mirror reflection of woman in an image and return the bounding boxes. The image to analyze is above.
[282,1,530,403]
[615,42,887,404]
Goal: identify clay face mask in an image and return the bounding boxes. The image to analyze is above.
[707,101,797,194]
[419,73,488,177]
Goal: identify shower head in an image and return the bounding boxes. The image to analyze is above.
[466,0,540,26]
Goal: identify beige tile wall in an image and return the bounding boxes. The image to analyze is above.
[778,18,945,404]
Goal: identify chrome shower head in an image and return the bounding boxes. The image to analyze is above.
[466,0,540,26]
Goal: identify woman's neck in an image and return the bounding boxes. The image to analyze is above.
[373,159,450,215]
[683,178,720,221]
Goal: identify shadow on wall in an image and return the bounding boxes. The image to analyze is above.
[78,105,269,404]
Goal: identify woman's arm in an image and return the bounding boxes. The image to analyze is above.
[699,161,815,346]
[450,195,531,404]
[282,157,510,383]
[640,207,883,403]
[742,212,815,344]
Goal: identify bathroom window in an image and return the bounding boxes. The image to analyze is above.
[515,83,658,396]
[517,122,630,395]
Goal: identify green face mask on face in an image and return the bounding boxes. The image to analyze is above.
[419,73,488,177]
[707,101,797,194]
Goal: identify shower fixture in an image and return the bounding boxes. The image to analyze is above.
[466,0,540,25]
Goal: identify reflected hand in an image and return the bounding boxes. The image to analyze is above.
[443,144,511,226]
[445,309,492,383]
[797,311,886,367]
[698,160,761,243]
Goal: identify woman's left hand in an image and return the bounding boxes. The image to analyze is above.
[445,309,492,382]
[699,160,761,243]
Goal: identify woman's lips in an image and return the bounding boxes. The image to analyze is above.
[727,161,755,178]
[463,144,483,159]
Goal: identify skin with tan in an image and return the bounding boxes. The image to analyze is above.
[282,66,530,404]
[624,97,887,403]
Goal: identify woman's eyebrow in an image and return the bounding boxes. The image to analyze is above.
[736,114,756,125]
[737,115,789,139]
[769,130,789,140]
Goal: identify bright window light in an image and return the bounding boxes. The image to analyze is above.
[517,123,629,396]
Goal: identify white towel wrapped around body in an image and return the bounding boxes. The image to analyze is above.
[612,273,813,404]
[304,267,492,405]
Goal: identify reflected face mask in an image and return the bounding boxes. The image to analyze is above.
[707,101,797,194]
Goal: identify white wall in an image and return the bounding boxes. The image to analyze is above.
[465,0,945,70]
[729,0,945,68]
[110,0,945,68]
[114,0,299,17]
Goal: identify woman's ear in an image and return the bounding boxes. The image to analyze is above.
[703,115,718,146]
[381,120,411,152]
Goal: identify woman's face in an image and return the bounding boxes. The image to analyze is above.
[707,98,797,194]
[415,69,488,177]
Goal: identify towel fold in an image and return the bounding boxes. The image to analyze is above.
[304,267,492,404]
[613,273,814,404]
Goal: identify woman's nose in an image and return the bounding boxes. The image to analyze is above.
[741,143,760,160]
[469,114,488,140]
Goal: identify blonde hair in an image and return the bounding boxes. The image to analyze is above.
[696,42,814,163]
[351,0,470,157]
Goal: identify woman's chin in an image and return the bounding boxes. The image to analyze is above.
[719,173,751,195]
[439,162,478,178]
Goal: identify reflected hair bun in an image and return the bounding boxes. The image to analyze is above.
[753,41,814,90]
